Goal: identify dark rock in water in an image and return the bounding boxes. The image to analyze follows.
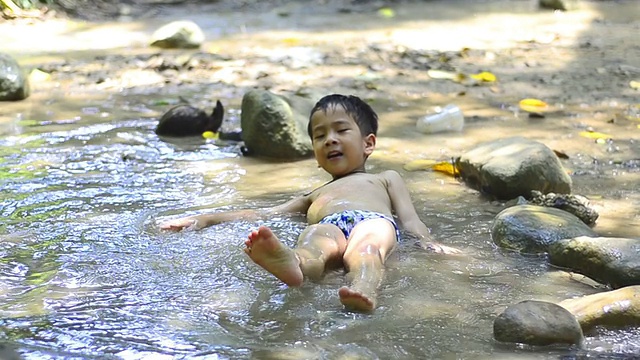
[155,100,224,137]
[494,300,584,346]
[0,53,30,101]
[527,190,599,226]
[219,130,243,142]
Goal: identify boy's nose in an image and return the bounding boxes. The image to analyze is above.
[324,132,338,145]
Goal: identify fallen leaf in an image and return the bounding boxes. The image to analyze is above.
[364,82,379,90]
[580,131,612,140]
[403,159,437,171]
[282,37,300,46]
[202,131,219,139]
[470,71,497,82]
[553,149,569,159]
[377,7,395,18]
[519,98,549,113]
[630,80,640,90]
[432,161,460,177]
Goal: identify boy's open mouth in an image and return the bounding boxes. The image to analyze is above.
[327,151,342,159]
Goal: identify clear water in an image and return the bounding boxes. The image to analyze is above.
[0,85,638,359]
[2,1,640,359]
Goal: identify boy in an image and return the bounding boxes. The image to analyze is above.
[160,94,460,312]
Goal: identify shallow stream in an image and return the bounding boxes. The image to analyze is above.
[1,1,640,359]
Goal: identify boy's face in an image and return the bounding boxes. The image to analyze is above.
[309,104,376,178]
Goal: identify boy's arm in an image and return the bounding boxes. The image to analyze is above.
[159,209,261,231]
[382,170,461,254]
[159,194,311,232]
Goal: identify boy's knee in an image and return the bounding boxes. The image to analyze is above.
[357,244,382,259]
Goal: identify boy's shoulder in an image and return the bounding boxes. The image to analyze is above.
[375,169,402,180]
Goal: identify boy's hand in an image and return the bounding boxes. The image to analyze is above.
[423,242,462,255]
[159,217,199,231]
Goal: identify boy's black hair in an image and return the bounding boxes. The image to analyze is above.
[307,94,378,138]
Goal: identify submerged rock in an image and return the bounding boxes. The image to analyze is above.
[494,300,584,346]
[549,236,640,289]
[491,205,597,254]
[559,286,640,331]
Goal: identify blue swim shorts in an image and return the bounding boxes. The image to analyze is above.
[318,210,400,241]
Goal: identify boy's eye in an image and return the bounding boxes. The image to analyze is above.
[313,134,325,140]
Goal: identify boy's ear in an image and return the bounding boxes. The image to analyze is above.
[363,133,376,155]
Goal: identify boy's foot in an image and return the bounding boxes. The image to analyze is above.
[338,286,375,312]
[244,226,304,287]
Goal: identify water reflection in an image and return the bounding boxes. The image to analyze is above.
[0,104,636,360]
[1,76,639,360]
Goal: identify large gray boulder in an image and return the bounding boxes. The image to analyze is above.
[456,137,572,200]
[549,236,640,289]
[559,286,640,331]
[0,53,30,101]
[491,205,597,254]
[494,300,584,346]
[240,89,314,160]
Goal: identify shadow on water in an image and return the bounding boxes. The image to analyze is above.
[1,0,639,358]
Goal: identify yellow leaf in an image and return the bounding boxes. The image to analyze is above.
[377,7,395,18]
[470,71,497,82]
[519,98,549,113]
[579,131,612,140]
[432,161,459,177]
[403,159,436,172]
[282,37,300,46]
[202,131,219,139]
[630,80,640,90]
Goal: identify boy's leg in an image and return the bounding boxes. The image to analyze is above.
[339,218,397,312]
[244,224,347,287]
[295,223,348,281]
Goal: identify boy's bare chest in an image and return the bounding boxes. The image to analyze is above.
[316,174,382,197]
[306,175,391,223]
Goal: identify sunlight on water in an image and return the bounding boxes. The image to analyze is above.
[1,91,638,358]
[1,1,640,355]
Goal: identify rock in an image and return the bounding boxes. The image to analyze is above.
[527,190,599,226]
[0,53,30,101]
[150,21,205,49]
[494,300,584,346]
[491,205,597,254]
[0,343,22,360]
[539,0,567,11]
[156,100,224,137]
[559,286,640,331]
[455,137,572,200]
[549,236,640,289]
[240,89,314,159]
